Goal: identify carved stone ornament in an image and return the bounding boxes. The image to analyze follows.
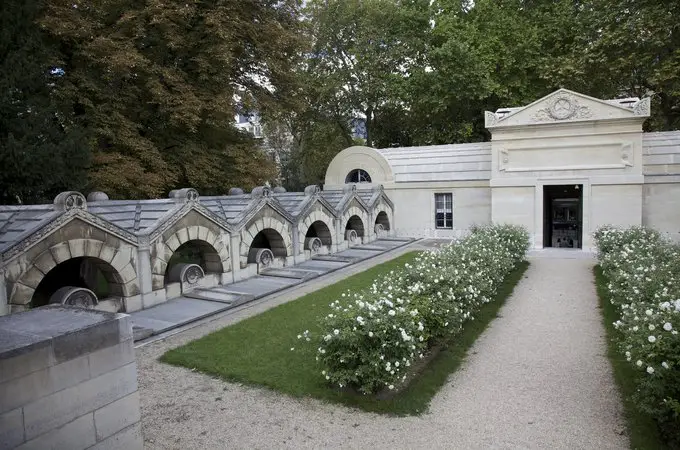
[533,94,592,122]
[49,286,98,308]
[251,186,272,198]
[169,188,199,202]
[485,111,498,127]
[305,237,323,254]
[343,184,357,193]
[167,263,205,285]
[248,247,274,267]
[374,223,385,236]
[345,229,358,244]
[304,184,321,196]
[633,97,651,117]
[54,191,87,212]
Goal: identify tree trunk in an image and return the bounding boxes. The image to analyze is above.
[365,106,373,147]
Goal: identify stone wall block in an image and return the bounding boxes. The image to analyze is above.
[151,274,165,291]
[0,340,53,385]
[98,245,116,264]
[17,413,96,450]
[188,225,200,241]
[0,407,24,449]
[93,392,141,441]
[68,239,88,258]
[198,226,209,242]
[49,242,72,265]
[88,339,135,379]
[109,247,132,272]
[0,353,90,414]
[51,318,125,364]
[85,239,104,259]
[176,228,189,245]
[22,363,137,440]
[32,252,56,276]
[10,283,35,305]
[19,267,45,290]
[89,422,143,450]
[118,263,137,284]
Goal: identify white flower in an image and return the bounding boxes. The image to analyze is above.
[663,322,673,331]
[368,331,374,337]
[636,360,643,367]
[645,309,653,316]
[333,329,340,335]
[648,335,657,343]
[647,366,655,374]
[388,310,396,316]
[662,362,670,369]
[649,324,656,331]
[388,384,394,390]
[290,347,295,351]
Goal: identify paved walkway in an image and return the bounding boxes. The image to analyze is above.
[136,253,628,449]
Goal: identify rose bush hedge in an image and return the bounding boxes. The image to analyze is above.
[594,226,680,443]
[309,224,530,395]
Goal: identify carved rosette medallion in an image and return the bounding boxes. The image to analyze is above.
[533,94,592,122]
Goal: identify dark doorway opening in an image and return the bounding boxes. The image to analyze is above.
[543,184,583,249]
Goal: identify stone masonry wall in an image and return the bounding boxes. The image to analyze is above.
[0,306,142,450]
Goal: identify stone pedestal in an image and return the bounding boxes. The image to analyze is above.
[0,305,143,450]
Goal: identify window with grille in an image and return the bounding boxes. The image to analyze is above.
[435,193,453,229]
[345,169,372,183]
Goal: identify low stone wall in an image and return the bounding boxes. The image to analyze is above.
[0,306,142,450]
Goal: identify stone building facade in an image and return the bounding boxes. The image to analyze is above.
[325,89,680,250]
[0,185,394,316]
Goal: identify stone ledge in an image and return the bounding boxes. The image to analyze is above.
[0,306,131,384]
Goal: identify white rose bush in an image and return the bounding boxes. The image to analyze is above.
[594,226,680,441]
[310,224,530,395]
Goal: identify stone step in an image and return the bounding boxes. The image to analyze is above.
[184,289,253,305]
[259,268,321,281]
[312,254,357,263]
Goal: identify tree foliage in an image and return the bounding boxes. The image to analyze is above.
[0,0,90,204]
[2,0,680,201]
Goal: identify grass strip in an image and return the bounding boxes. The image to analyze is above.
[161,253,528,415]
[593,265,667,450]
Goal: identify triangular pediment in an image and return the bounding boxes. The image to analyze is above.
[485,89,650,128]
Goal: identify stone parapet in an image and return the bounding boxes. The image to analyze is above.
[0,305,143,450]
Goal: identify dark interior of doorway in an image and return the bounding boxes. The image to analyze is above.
[543,184,583,249]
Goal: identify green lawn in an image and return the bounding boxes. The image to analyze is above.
[593,266,667,450]
[161,252,529,415]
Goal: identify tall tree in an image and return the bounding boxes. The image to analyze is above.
[39,0,303,198]
[574,0,680,130]
[0,0,90,204]
[304,0,431,148]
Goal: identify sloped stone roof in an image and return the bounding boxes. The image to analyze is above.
[376,142,492,182]
[642,131,680,183]
[0,205,61,253]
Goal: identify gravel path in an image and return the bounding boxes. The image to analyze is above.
[137,254,628,449]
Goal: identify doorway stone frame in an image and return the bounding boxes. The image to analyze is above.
[534,177,591,251]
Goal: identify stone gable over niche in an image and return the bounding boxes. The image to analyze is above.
[485,89,650,129]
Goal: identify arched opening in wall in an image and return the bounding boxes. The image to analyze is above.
[249,228,287,260]
[305,221,333,247]
[165,240,222,284]
[32,257,121,308]
[375,211,390,235]
[344,215,365,246]
[345,169,371,183]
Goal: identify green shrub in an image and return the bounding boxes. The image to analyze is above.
[594,226,680,445]
[311,224,530,394]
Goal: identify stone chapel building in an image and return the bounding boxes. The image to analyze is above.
[325,89,680,250]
